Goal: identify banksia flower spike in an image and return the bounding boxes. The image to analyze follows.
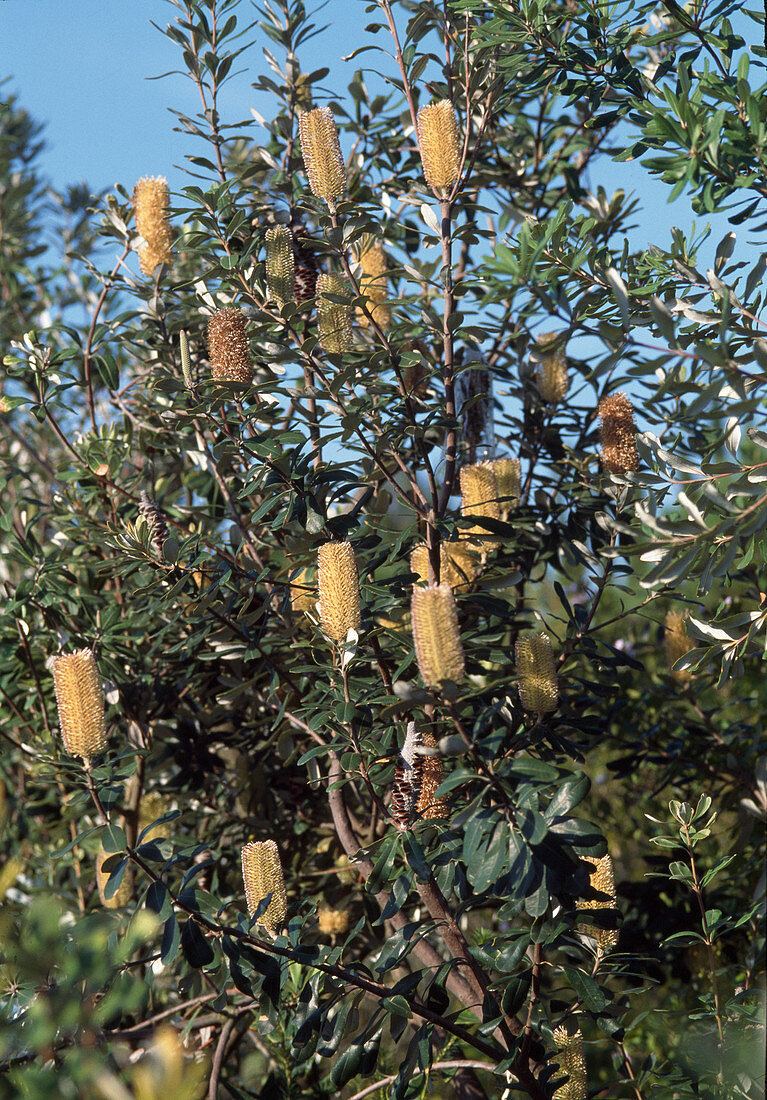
[665,611,693,682]
[416,731,448,819]
[265,225,295,306]
[317,272,353,354]
[317,541,362,643]
[411,585,465,689]
[299,107,346,211]
[97,849,133,909]
[515,631,559,716]
[491,457,521,519]
[290,565,316,616]
[207,309,253,383]
[138,491,168,556]
[133,176,173,275]
[50,648,108,762]
[598,392,639,475]
[534,333,569,404]
[460,461,500,548]
[241,840,287,931]
[416,100,462,197]
[577,854,619,956]
[552,1026,587,1100]
[410,542,477,591]
[355,238,390,329]
[318,906,351,935]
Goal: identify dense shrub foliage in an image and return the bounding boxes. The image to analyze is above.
[0,1,765,1096]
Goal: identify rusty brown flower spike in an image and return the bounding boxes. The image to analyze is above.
[316,273,353,354]
[535,332,569,404]
[552,1026,587,1099]
[411,585,465,689]
[50,648,108,762]
[317,541,362,643]
[416,100,462,196]
[265,225,295,306]
[665,611,693,682]
[577,854,619,956]
[241,840,287,931]
[133,176,173,276]
[207,309,253,384]
[598,391,639,475]
[515,631,559,715]
[299,107,346,211]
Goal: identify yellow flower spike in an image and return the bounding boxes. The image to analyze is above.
[290,565,316,617]
[665,611,694,682]
[316,273,353,354]
[577,854,619,956]
[265,225,295,306]
[355,238,390,329]
[411,584,465,689]
[133,176,173,275]
[49,648,108,762]
[318,906,351,935]
[515,631,559,716]
[416,100,462,196]
[317,541,362,643]
[491,457,521,519]
[552,1026,587,1099]
[96,848,133,909]
[598,392,639,475]
[410,542,477,591]
[535,332,569,405]
[299,107,346,211]
[207,309,253,383]
[241,840,287,931]
[460,461,500,548]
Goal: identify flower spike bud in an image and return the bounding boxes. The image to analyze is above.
[207,309,252,384]
[241,840,287,931]
[416,100,462,197]
[133,176,173,275]
[515,631,559,716]
[411,585,465,689]
[299,107,346,211]
[491,457,521,519]
[534,332,569,404]
[317,541,362,643]
[265,225,295,306]
[577,854,619,956]
[50,648,108,762]
[460,461,500,548]
[598,392,639,475]
[552,1026,587,1100]
[417,731,448,819]
[355,238,390,329]
[665,611,693,682]
[316,273,353,354]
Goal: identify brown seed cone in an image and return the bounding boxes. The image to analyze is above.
[133,176,173,275]
[515,631,559,716]
[416,731,448,819]
[97,848,133,909]
[317,541,362,643]
[534,333,569,404]
[50,648,108,761]
[241,840,287,930]
[138,491,168,556]
[299,107,346,210]
[207,309,253,383]
[355,239,390,329]
[390,722,424,828]
[318,906,351,935]
[416,100,462,196]
[598,392,639,475]
[552,1026,587,1099]
[665,611,693,682]
[290,565,316,616]
[411,585,465,689]
[410,542,477,591]
[316,272,353,354]
[265,225,295,306]
[292,225,319,305]
[577,854,619,956]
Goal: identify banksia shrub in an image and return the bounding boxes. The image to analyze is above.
[534,332,568,404]
[316,272,353,354]
[577,854,619,955]
[207,309,252,383]
[491,456,521,518]
[411,585,465,689]
[410,542,477,590]
[598,391,639,475]
[138,491,168,556]
[299,106,346,211]
[552,1026,587,1100]
[317,541,362,643]
[416,100,462,196]
[665,610,693,682]
[460,461,500,546]
[515,631,559,716]
[50,648,108,762]
[265,225,295,306]
[355,238,390,328]
[416,731,448,819]
[318,906,351,935]
[96,849,132,909]
[241,840,287,931]
[133,176,173,275]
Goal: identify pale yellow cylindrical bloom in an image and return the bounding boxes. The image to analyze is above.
[665,611,693,682]
[241,840,287,931]
[50,648,108,762]
[355,238,390,329]
[265,225,295,306]
[515,631,559,716]
[552,1026,587,1099]
[534,333,569,404]
[133,176,173,275]
[416,100,462,195]
[577,854,619,956]
[317,273,353,354]
[299,107,346,210]
[317,541,362,643]
[411,585,465,688]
